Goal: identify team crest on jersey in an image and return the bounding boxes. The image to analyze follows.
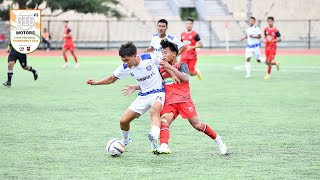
[146,65,152,71]
[10,9,41,54]
[189,36,193,39]
[189,107,194,112]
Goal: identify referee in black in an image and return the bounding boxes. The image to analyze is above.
[3,43,38,87]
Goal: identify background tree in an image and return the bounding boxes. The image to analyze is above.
[0,0,122,20]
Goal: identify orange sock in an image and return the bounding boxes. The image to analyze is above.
[199,123,217,139]
[160,124,170,144]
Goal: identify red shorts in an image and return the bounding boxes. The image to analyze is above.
[63,43,75,51]
[161,102,198,119]
[181,58,197,72]
[265,47,276,61]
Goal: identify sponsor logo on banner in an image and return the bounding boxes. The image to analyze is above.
[10,9,41,54]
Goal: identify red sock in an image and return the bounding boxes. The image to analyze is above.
[160,124,170,144]
[63,54,68,62]
[268,65,272,74]
[272,62,277,65]
[199,123,217,139]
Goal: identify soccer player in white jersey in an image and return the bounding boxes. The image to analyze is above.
[145,19,185,59]
[240,16,262,78]
[86,42,165,153]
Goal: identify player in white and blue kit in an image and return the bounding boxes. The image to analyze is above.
[86,42,164,153]
[146,19,185,59]
[241,17,262,78]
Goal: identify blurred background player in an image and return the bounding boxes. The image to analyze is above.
[263,16,281,80]
[42,28,51,51]
[86,42,165,153]
[62,21,79,68]
[3,43,38,87]
[180,18,203,80]
[240,17,262,78]
[145,19,185,59]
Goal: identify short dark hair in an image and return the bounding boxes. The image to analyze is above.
[186,17,194,22]
[157,19,168,26]
[267,16,274,21]
[63,21,69,23]
[160,39,178,55]
[119,42,137,57]
[250,16,256,21]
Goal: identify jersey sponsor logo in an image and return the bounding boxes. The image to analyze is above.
[163,78,174,85]
[146,65,152,71]
[10,9,41,54]
[136,72,155,82]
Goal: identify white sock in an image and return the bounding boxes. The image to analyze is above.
[160,143,168,148]
[151,125,160,140]
[121,130,130,142]
[245,62,251,76]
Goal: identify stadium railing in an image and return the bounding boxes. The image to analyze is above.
[1,19,319,49]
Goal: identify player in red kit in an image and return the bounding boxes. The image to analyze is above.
[264,17,281,80]
[157,40,227,155]
[62,21,79,68]
[181,18,203,80]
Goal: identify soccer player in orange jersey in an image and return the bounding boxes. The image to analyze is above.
[264,17,281,80]
[62,21,79,68]
[180,18,203,80]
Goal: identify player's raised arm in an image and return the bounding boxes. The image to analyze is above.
[86,75,118,85]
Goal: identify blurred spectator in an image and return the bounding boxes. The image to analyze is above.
[0,33,6,43]
[42,28,51,51]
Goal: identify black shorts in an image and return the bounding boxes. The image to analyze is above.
[8,49,27,67]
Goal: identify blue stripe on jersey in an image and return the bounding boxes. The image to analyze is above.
[153,33,159,36]
[140,53,151,60]
[247,43,261,48]
[123,64,128,69]
[138,88,165,96]
[167,35,174,40]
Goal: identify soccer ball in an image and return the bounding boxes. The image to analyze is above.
[106,138,125,157]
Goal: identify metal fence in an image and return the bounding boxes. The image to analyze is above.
[1,19,320,49]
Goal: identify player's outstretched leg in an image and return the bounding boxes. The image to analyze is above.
[62,49,69,68]
[70,50,79,69]
[157,113,175,154]
[274,61,280,71]
[188,116,228,155]
[245,58,251,78]
[148,101,162,154]
[3,61,15,87]
[265,61,272,80]
[119,109,139,146]
[23,65,38,81]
